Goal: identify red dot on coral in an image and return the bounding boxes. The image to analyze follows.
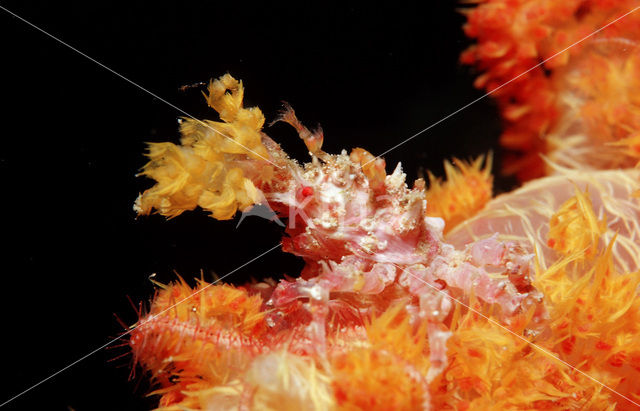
[301,186,314,197]
[595,341,612,351]
[561,335,576,354]
[609,352,627,367]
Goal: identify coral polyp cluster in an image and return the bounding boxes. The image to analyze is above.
[461,0,640,180]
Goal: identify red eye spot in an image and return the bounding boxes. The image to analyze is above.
[561,335,576,354]
[301,186,314,197]
[608,352,627,367]
[595,341,612,350]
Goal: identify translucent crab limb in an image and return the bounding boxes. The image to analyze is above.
[271,102,324,157]
[267,257,398,357]
[398,237,539,319]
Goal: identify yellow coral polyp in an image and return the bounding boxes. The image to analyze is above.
[332,347,427,410]
[537,238,640,356]
[134,74,268,220]
[547,187,606,258]
[533,188,640,408]
[245,352,335,411]
[438,297,619,410]
[425,154,493,232]
[331,303,431,410]
[365,303,430,367]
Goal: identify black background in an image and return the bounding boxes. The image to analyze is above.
[1,1,506,409]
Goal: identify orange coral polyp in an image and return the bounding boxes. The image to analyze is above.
[331,303,431,410]
[547,187,606,258]
[462,0,640,180]
[425,154,493,232]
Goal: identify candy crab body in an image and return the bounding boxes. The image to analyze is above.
[261,151,541,323]
[130,74,545,409]
[134,74,541,322]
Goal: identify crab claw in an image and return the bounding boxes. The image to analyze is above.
[350,147,386,192]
